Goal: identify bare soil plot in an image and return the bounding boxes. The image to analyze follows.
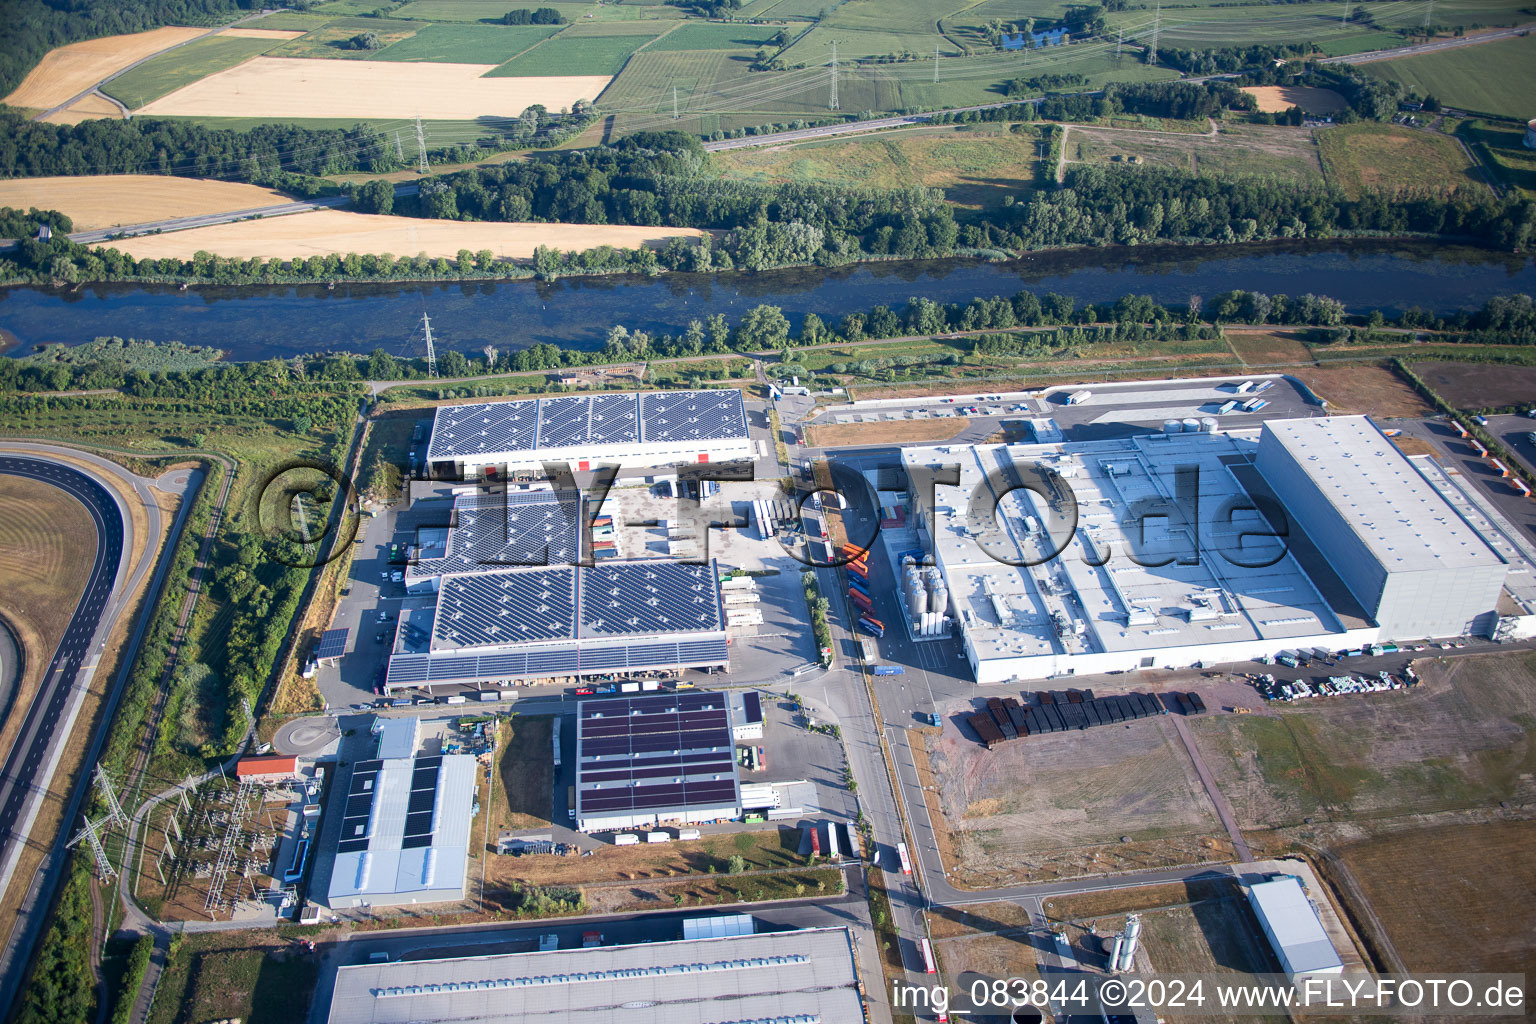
[1286,363,1433,417]
[1242,85,1348,114]
[1065,122,1324,184]
[3,26,209,109]
[493,715,553,832]
[0,175,292,231]
[1045,876,1238,922]
[38,92,125,123]
[1189,652,1536,828]
[804,417,971,447]
[1336,818,1536,975]
[103,209,703,261]
[924,901,1042,992]
[486,825,803,888]
[0,477,93,754]
[1413,360,1536,410]
[1224,330,1315,366]
[924,716,1229,888]
[138,56,612,120]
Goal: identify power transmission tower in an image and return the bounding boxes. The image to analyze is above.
[828,41,839,111]
[673,84,679,119]
[414,116,429,175]
[1116,27,1123,60]
[65,766,127,881]
[1423,0,1433,30]
[394,131,405,162]
[421,312,437,377]
[934,45,940,84]
[70,817,116,881]
[95,765,127,830]
[1341,1,1350,27]
[1149,0,1160,65]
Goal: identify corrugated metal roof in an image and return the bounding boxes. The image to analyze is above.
[1247,876,1343,974]
[326,927,862,1024]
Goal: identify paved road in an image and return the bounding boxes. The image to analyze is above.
[1323,21,1536,64]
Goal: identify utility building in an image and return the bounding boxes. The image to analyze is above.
[425,389,752,479]
[1255,416,1507,640]
[1245,875,1344,981]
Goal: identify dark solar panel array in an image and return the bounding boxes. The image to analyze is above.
[428,390,744,461]
[580,562,722,637]
[401,756,441,851]
[415,491,581,574]
[337,759,383,854]
[385,638,729,686]
[575,693,740,815]
[742,691,762,724]
[316,628,349,660]
[433,568,576,648]
[640,390,747,444]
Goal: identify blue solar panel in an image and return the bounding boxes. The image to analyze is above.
[316,628,349,659]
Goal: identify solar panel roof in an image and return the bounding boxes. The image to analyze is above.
[427,390,746,461]
[411,490,581,577]
[580,561,723,637]
[384,638,728,686]
[316,628,349,660]
[432,568,577,649]
[575,692,740,817]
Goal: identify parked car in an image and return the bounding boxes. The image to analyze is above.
[350,703,371,711]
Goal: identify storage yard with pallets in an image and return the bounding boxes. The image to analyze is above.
[925,699,1231,887]
[967,688,1206,748]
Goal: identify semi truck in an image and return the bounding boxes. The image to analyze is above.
[567,786,576,821]
[896,842,912,875]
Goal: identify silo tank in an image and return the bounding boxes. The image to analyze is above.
[1182,417,1201,432]
[1201,416,1219,433]
[1163,419,1183,434]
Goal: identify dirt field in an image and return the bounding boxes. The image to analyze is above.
[137,56,612,119]
[1286,363,1433,417]
[804,417,971,447]
[925,901,1041,1002]
[0,476,94,755]
[1065,122,1324,184]
[38,93,125,123]
[105,209,703,261]
[1336,818,1536,975]
[217,27,305,41]
[1242,85,1348,114]
[3,26,209,109]
[924,715,1231,887]
[1190,653,1536,828]
[493,715,553,832]
[487,826,803,888]
[1223,330,1315,366]
[1413,360,1536,410]
[0,175,292,231]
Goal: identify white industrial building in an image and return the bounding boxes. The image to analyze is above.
[1245,875,1345,981]
[1254,416,1507,640]
[425,389,753,479]
[900,415,1508,683]
[326,752,477,908]
[326,927,865,1024]
[728,689,765,740]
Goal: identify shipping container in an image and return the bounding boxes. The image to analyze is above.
[646,832,671,844]
[679,828,701,841]
[476,691,498,701]
[614,834,639,846]
[872,665,905,675]
[641,680,661,692]
[1067,390,1092,405]
[1187,692,1207,714]
[968,713,1005,748]
[857,616,885,637]
[620,682,641,693]
[444,695,467,705]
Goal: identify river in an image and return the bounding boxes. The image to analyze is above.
[1,240,1532,362]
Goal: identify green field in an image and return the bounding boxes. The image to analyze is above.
[1459,118,1536,198]
[648,23,788,51]
[393,0,676,21]
[1363,33,1536,119]
[266,17,424,59]
[488,33,653,75]
[1316,122,1485,195]
[1065,121,1326,185]
[102,35,277,108]
[713,123,1044,207]
[373,22,558,62]
[753,0,836,16]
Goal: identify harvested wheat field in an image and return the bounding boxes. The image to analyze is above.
[3,26,209,109]
[38,93,125,124]
[1243,85,1348,114]
[0,176,292,231]
[217,27,305,41]
[138,56,611,120]
[106,209,704,260]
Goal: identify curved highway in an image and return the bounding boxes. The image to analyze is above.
[0,457,125,887]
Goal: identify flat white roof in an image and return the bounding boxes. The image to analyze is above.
[903,430,1346,667]
[326,927,864,1024]
[1260,416,1504,572]
[1247,876,1343,974]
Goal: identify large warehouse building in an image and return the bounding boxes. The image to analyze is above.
[385,487,730,693]
[326,752,477,908]
[425,389,754,479]
[1245,875,1345,981]
[326,927,865,1024]
[575,691,741,832]
[900,415,1508,683]
[1254,415,1507,640]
